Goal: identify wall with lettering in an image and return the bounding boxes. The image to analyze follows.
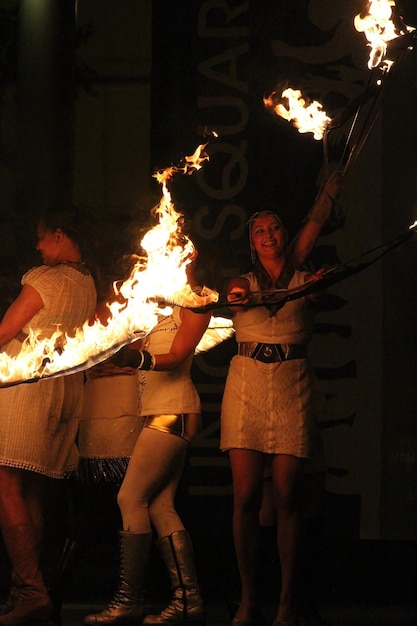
[150,0,417,541]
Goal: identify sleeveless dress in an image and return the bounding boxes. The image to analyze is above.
[0,264,96,477]
[140,307,201,416]
[220,269,317,458]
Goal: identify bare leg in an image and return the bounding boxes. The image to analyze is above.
[258,475,280,605]
[271,454,304,623]
[229,449,264,622]
[0,467,32,528]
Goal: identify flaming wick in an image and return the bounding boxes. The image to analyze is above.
[341,1,415,176]
[264,88,331,141]
[354,0,415,69]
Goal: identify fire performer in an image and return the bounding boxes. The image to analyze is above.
[82,254,211,626]
[0,209,97,626]
[80,165,340,626]
[220,172,341,626]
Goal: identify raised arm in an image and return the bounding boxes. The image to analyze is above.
[288,170,343,269]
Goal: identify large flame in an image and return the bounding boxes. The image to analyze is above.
[0,144,223,386]
[264,88,331,140]
[354,0,415,69]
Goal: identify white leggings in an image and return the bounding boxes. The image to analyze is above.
[117,426,188,537]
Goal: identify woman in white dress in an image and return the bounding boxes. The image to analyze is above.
[0,210,97,626]
[220,173,341,626]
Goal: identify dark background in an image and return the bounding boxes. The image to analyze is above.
[1,0,417,616]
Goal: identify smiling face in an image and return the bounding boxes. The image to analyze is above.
[249,212,287,262]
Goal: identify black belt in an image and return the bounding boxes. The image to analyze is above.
[237,342,306,363]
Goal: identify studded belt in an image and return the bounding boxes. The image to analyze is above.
[237,342,307,363]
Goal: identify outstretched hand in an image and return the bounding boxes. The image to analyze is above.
[227,286,250,306]
[307,267,326,282]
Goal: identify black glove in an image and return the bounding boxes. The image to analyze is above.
[111,347,155,370]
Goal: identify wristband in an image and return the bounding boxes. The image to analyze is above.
[135,350,156,371]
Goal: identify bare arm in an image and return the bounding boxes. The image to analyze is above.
[288,219,324,269]
[113,309,211,371]
[288,170,343,268]
[0,284,44,347]
[151,309,211,370]
[303,267,326,303]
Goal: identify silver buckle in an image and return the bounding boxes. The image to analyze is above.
[252,343,283,363]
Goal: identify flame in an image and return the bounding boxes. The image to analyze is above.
[195,316,234,354]
[264,88,331,140]
[0,143,220,386]
[354,0,415,69]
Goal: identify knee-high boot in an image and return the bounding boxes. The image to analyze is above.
[83,531,152,626]
[0,524,52,626]
[143,530,205,626]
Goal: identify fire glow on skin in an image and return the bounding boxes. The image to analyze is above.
[0,144,223,387]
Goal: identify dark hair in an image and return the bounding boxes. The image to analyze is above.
[38,207,88,251]
[39,208,82,245]
[39,208,82,243]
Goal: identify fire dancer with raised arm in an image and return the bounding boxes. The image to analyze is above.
[220,171,341,626]
[0,209,96,626]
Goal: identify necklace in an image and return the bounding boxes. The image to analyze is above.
[59,260,88,275]
[60,260,85,266]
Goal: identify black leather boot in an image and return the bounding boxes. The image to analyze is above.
[143,530,205,626]
[82,531,152,625]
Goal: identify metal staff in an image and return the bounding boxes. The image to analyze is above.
[175,223,417,314]
[338,28,416,177]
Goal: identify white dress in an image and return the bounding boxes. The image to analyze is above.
[0,264,96,477]
[140,307,201,416]
[220,269,317,458]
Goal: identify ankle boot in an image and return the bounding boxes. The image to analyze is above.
[0,524,52,626]
[143,530,205,625]
[83,531,152,625]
